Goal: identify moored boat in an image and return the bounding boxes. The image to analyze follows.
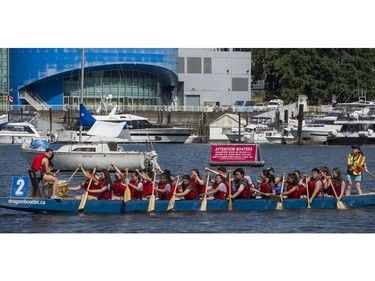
[1,193,375,213]
[19,141,159,172]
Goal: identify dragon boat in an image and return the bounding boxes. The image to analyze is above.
[1,193,375,213]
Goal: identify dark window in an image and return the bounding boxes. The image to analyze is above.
[187,57,201,73]
[178,57,185,73]
[204,58,211,74]
[232,78,248,91]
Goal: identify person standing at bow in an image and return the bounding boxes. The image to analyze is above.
[346,145,368,196]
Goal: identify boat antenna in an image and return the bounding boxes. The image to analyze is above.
[79,48,84,143]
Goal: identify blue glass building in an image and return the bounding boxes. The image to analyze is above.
[9,48,178,110]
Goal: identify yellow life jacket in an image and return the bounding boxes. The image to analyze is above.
[347,154,366,175]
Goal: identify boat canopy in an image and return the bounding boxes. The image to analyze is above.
[87,120,127,138]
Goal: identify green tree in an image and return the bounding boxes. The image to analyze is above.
[246,48,375,105]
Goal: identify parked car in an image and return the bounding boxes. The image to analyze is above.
[253,102,266,112]
[267,99,284,110]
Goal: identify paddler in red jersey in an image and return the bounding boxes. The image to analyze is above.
[175,175,198,200]
[31,148,60,199]
[306,168,323,205]
[205,174,228,200]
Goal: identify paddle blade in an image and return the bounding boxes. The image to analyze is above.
[167,195,176,211]
[228,198,233,211]
[276,201,283,210]
[337,200,346,210]
[78,192,88,211]
[124,186,131,203]
[269,194,282,203]
[200,196,207,211]
[147,195,155,212]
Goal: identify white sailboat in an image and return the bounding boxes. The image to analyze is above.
[19,49,160,172]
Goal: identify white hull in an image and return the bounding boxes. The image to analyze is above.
[57,128,194,143]
[265,134,296,144]
[19,143,159,172]
[56,130,130,144]
[0,122,49,145]
[129,128,195,143]
[226,132,270,144]
[289,127,341,143]
[0,135,49,145]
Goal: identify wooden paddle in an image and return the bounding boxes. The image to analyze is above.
[362,169,375,180]
[199,173,210,211]
[167,176,180,211]
[251,189,282,203]
[227,171,233,211]
[123,168,131,203]
[329,180,346,210]
[78,166,97,211]
[305,177,311,209]
[276,174,285,210]
[147,170,157,212]
[67,166,80,184]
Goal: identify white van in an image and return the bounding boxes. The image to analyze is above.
[267,99,284,110]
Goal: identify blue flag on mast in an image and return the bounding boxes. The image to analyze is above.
[79,104,97,127]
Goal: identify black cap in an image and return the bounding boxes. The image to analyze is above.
[351,145,361,150]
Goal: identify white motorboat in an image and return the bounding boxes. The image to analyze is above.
[226,124,278,144]
[19,141,159,172]
[289,111,343,144]
[265,131,296,144]
[326,108,375,146]
[0,114,8,129]
[56,104,195,144]
[0,121,49,145]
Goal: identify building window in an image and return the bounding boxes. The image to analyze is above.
[204,57,211,74]
[187,57,201,73]
[178,57,185,73]
[63,69,159,107]
[232,78,248,91]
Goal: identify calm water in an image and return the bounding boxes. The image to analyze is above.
[1,143,375,233]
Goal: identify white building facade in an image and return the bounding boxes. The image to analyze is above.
[177,49,251,109]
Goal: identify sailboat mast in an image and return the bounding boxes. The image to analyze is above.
[79,48,85,143]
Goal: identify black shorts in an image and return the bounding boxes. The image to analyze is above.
[36,170,45,181]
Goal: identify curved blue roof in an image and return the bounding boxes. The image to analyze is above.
[9,48,178,106]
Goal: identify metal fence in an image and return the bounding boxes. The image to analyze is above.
[1,103,333,114]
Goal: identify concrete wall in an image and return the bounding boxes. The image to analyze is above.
[178,49,251,107]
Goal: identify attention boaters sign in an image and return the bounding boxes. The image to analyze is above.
[210,144,258,166]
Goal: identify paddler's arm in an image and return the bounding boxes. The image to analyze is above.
[229,184,244,199]
[127,179,141,192]
[347,153,353,165]
[110,163,124,177]
[308,180,322,204]
[282,185,298,196]
[175,185,192,197]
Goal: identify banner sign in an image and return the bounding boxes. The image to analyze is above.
[11,176,29,197]
[210,144,257,163]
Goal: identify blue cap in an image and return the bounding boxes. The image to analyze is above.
[351,145,361,150]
